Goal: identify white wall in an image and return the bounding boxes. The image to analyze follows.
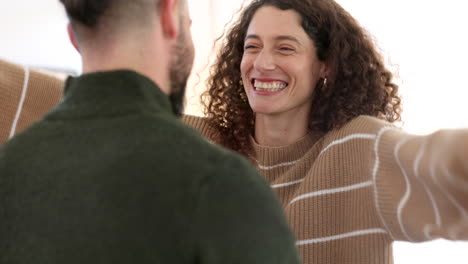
[0,0,466,262]
[0,0,81,74]
[185,0,251,115]
[338,0,468,135]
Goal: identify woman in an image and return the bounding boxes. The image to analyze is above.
[183,0,468,263]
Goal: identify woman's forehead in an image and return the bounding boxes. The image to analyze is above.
[245,6,310,43]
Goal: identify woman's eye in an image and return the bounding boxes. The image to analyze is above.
[244,45,257,50]
[279,47,294,51]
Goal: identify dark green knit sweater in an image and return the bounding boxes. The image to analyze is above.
[0,71,300,264]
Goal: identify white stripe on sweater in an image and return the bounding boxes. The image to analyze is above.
[320,133,377,156]
[9,66,30,139]
[271,179,305,189]
[414,139,442,239]
[429,163,468,240]
[432,165,468,218]
[296,228,387,245]
[413,137,426,176]
[394,136,415,242]
[442,165,468,191]
[288,181,373,206]
[256,159,301,170]
[258,133,376,170]
[372,126,397,240]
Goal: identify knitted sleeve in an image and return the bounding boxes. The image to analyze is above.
[373,123,468,242]
[181,115,220,142]
[0,60,64,144]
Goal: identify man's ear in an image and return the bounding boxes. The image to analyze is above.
[67,24,80,53]
[159,0,179,39]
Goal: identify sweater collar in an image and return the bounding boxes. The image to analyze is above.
[250,131,324,169]
[49,70,174,119]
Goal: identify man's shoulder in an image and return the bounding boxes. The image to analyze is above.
[2,112,256,181]
[0,118,55,161]
[167,115,248,166]
[136,113,253,173]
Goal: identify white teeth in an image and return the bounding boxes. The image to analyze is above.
[254,80,287,92]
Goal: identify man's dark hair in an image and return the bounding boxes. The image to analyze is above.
[59,0,162,32]
[59,0,112,27]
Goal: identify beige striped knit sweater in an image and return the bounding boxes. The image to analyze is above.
[2,60,467,263]
[183,115,468,264]
[0,59,63,144]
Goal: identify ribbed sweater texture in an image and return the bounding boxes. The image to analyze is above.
[0,60,63,144]
[183,115,468,264]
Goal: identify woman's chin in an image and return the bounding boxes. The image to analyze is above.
[251,106,280,116]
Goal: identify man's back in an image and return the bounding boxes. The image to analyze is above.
[0,71,300,264]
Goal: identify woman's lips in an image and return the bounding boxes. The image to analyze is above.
[252,78,288,92]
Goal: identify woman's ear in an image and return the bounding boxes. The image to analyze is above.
[320,61,331,79]
[67,24,80,53]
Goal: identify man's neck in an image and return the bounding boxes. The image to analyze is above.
[80,37,171,95]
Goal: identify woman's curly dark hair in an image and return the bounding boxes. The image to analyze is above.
[202,0,402,157]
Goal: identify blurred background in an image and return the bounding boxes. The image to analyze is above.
[0,0,467,262]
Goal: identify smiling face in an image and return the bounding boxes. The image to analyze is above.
[240,5,326,117]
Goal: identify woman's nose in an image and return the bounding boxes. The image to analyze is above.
[253,50,276,72]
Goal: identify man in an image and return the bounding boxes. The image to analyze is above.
[0,0,300,263]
